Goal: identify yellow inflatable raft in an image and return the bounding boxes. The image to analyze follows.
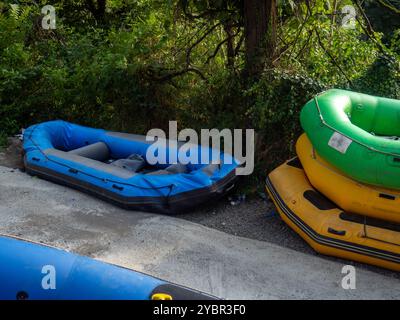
[298,133,400,223]
[265,159,400,271]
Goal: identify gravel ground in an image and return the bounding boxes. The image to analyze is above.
[1,139,399,280]
[181,196,400,279]
[180,197,315,254]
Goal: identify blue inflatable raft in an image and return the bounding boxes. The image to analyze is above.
[0,235,215,300]
[23,120,239,214]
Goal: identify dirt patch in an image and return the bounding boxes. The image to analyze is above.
[0,137,24,169]
[180,198,313,253]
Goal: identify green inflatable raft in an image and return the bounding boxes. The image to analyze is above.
[300,89,400,190]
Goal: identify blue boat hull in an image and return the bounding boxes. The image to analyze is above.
[0,235,215,300]
[23,121,239,214]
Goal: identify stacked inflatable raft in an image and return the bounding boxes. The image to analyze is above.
[266,89,400,271]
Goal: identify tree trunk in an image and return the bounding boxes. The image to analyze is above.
[243,0,277,79]
[224,22,235,68]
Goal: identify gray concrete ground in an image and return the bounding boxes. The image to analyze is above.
[182,199,400,279]
[0,166,399,299]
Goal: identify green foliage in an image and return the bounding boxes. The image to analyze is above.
[278,0,379,84]
[0,0,400,189]
[364,0,400,40]
[0,132,7,148]
[247,70,326,172]
[353,56,400,99]
[0,2,179,135]
[176,69,245,130]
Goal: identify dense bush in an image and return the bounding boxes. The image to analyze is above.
[353,56,400,99]
[1,1,400,192]
[176,70,245,130]
[247,70,326,172]
[0,6,180,135]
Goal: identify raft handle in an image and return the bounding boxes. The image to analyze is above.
[68,168,78,174]
[32,157,40,162]
[328,227,346,236]
[112,184,124,191]
[379,193,396,200]
[151,293,173,300]
[16,291,29,300]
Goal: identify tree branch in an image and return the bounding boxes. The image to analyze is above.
[377,0,400,14]
[274,11,311,64]
[234,32,245,56]
[205,38,230,64]
[352,0,387,55]
[315,28,353,86]
[178,0,236,20]
[149,67,208,82]
[205,27,241,65]
[186,22,222,66]
[295,29,313,59]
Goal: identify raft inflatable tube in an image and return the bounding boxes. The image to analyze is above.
[0,235,216,300]
[297,133,400,223]
[301,89,400,190]
[23,120,239,214]
[265,158,400,272]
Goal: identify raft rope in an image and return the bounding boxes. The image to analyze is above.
[360,217,400,247]
[363,216,368,238]
[314,94,400,157]
[26,125,176,201]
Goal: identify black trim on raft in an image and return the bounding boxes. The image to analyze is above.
[339,212,400,233]
[24,158,238,215]
[303,190,337,211]
[265,176,400,265]
[379,193,396,201]
[328,227,346,236]
[150,284,218,300]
